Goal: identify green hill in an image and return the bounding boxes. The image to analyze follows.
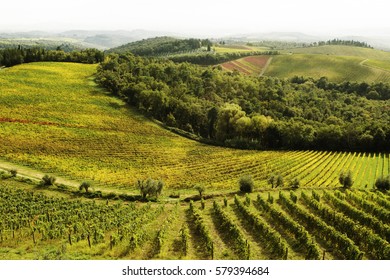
[263,45,390,82]
[108,36,211,56]
[1,62,390,260]
[0,62,389,193]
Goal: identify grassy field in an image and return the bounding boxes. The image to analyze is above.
[216,45,390,82]
[264,53,390,82]
[0,62,389,197]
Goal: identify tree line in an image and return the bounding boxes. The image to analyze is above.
[0,46,104,67]
[108,36,212,56]
[314,39,372,48]
[96,53,390,152]
[168,50,279,65]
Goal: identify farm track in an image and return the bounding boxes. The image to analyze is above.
[259,57,272,76]
[0,158,81,188]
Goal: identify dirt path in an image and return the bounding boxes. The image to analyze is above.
[259,57,273,77]
[360,58,390,73]
[0,158,81,188]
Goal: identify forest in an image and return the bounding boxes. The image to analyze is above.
[96,52,390,152]
[0,47,104,67]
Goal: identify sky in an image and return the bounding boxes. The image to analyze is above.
[1,0,390,37]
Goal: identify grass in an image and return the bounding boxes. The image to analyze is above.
[264,53,390,82]
[286,45,390,61]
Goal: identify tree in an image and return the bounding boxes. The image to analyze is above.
[268,174,276,188]
[137,178,164,199]
[268,173,284,188]
[276,174,284,188]
[215,103,246,142]
[79,182,91,193]
[339,171,353,188]
[239,175,254,193]
[195,184,205,198]
[290,178,300,189]
[41,175,56,186]
[375,176,390,192]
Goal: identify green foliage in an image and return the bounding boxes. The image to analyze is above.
[375,176,390,192]
[79,182,91,193]
[97,53,390,152]
[137,178,164,199]
[339,171,354,188]
[239,175,254,193]
[9,169,17,177]
[290,178,300,189]
[268,174,284,188]
[108,36,212,56]
[195,184,205,198]
[41,175,56,187]
[0,47,104,67]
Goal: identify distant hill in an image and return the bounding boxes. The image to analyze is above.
[0,29,183,50]
[108,36,212,56]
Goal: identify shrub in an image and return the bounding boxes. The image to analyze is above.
[79,181,91,193]
[10,169,17,177]
[339,171,353,188]
[375,176,390,192]
[137,178,164,199]
[239,175,254,193]
[195,184,205,198]
[290,178,300,189]
[41,175,56,186]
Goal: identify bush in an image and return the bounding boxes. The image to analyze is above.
[290,178,300,189]
[41,175,56,186]
[375,176,390,192]
[10,169,17,177]
[79,181,91,193]
[195,184,205,198]
[239,175,254,193]
[339,171,353,188]
[137,178,164,199]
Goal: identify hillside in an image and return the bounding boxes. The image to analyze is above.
[0,62,389,260]
[108,36,211,56]
[218,45,390,83]
[0,62,389,193]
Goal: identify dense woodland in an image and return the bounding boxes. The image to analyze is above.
[0,47,104,67]
[169,50,279,65]
[108,36,213,56]
[96,53,390,152]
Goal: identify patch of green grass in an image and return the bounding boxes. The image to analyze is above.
[265,53,390,82]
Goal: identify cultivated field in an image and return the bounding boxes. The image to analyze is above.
[1,180,389,260]
[218,45,390,82]
[0,62,389,260]
[220,55,271,75]
[0,63,389,196]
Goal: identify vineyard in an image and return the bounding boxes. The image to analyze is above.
[1,180,389,260]
[0,63,389,195]
[0,62,390,260]
[220,55,270,75]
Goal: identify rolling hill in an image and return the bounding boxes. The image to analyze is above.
[0,62,389,194]
[0,62,389,260]
[220,45,390,82]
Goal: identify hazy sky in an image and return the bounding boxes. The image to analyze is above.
[1,0,389,36]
